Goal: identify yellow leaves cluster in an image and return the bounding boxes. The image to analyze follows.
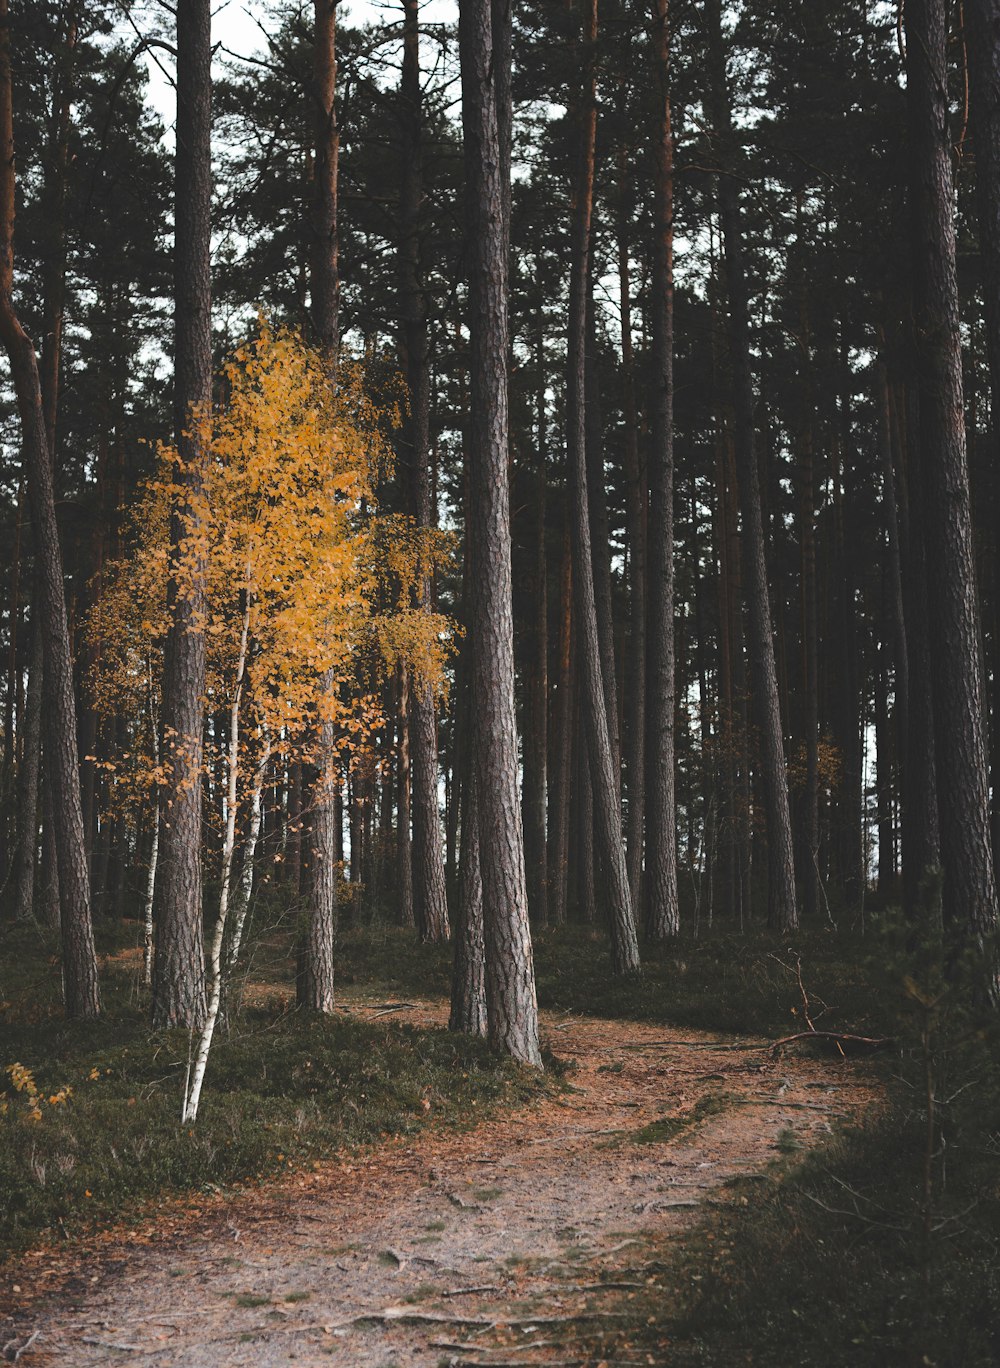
[2,1064,72,1124]
[86,321,455,794]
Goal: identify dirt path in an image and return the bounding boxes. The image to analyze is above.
[2,1003,879,1367]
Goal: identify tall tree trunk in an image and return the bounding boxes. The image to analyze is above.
[400,0,449,942]
[617,151,646,908]
[906,0,999,984]
[396,666,415,927]
[13,616,42,921]
[0,0,99,1017]
[300,0,342,1009]
[460,0,541,1064]
[645,0,679,940]
[548,519,573,926]
[584,292,620,776]
[154,0,212,1029]
[704,0,797,932]
[312,0,340,351]
[967,0,1000,869]
[1,479,22,890]
[566,0,639,975]
[40,761,61,930]
[522,322,549,925]
[875,625,896,900]
[574,723,597,924]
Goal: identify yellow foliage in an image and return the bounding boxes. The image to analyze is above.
[2,1064,72,1124]
[787,737,843,794]
[85,322,455,810]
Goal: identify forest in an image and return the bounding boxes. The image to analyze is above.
[1,0,1000,1363]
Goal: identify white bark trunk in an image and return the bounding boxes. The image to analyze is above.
[226,737,272,978]
[181,593,250,1125]
[143,804,159,987]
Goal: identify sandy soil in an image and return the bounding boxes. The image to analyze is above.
[0,1002,879,1367]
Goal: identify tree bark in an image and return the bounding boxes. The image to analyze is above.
[13,616,42,921]
[521,321,549,926]
[396,666,415,927]
[548,519,573,926]
[584,292,620,778]
[566,0,640,975]
[460,0,541,1064]
[400,0,449,943]
[906,0,999,982]
[312,0,340,354]
[0,0,99,1017]
[154,0,213,1029]
[449,765,487,1035]
[967,0,1000,870]
[300,0,343,1009]
[617,151,646,909]
[645,0,680,940]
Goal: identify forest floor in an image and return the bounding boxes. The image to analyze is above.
[0,995,880,1368]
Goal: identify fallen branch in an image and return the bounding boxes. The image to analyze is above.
[80,1336,142,1352]
[770,1030,893,1055]
[621,1040,767,1051]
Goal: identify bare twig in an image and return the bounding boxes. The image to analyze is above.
[770,1030,892,1055]
[620,1040,767,1051]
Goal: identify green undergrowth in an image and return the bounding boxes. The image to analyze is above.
[332,917,888,1042]
[593,1073,1000,1367]
[0,920,550,1261]
[575,937,1000,1367]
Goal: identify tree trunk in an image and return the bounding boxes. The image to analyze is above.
[548,519,573,926]
[154,0,212,1029]
[906,0,999,983]
[967,0,1000,871]
[400,0,449,943]
[396,666,415,927]
[0,0,99,1017]
[449,765,487,1035]
[13,616,42,921]
[300,0,343,1007]
[645,0,679,941]
[566,0,639,975]
[312,0,340,353]
[617,151,646,909]
[584,291,620,778]
[459,0,541,1064]
[574,724,597,925]
[521,322,549,926]
[704,0,797,932]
